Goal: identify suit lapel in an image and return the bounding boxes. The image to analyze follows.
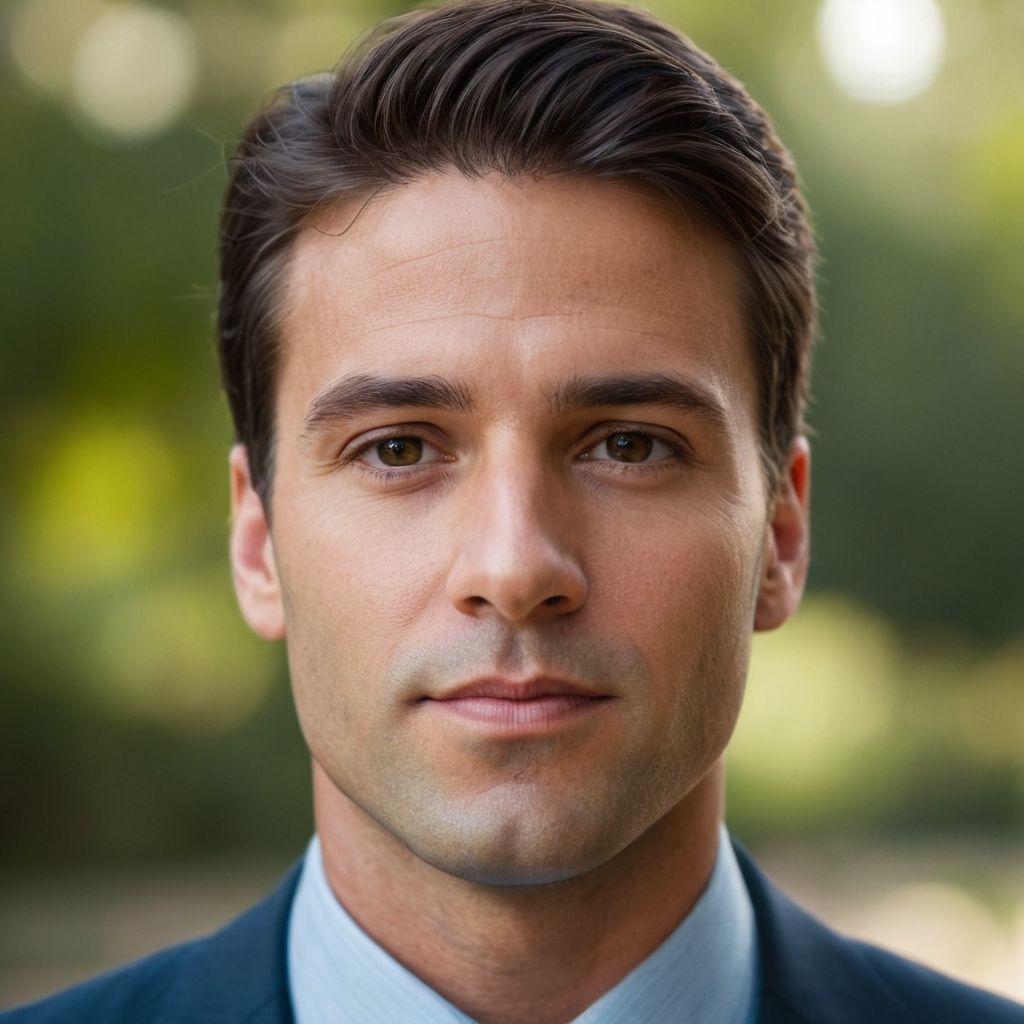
[138,842,1018,1024]
[181,847,830,1024]
[159,845,864,1024]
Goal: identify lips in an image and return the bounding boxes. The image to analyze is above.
[421,676,611,732]
[432,676,607,702]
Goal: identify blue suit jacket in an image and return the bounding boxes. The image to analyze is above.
[4,844,1023,1023]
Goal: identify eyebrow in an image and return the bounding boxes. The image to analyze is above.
[301,373,474,440]
[300,370,728,445]
[550,373,728,428]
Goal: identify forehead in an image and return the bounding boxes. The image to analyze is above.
[278,172,756,427]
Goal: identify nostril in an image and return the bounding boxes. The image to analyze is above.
[543,595,567,607]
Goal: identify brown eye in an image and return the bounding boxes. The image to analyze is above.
[375,437,424,466]
[604,432,654,463]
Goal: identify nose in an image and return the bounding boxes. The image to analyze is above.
[445,460,587,623]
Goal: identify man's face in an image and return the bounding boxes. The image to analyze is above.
[231,173,806,885]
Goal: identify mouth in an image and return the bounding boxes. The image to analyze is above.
[420,676,612,733]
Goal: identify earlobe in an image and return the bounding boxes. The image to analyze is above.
[754,436,810,632]
[229,444,287,641]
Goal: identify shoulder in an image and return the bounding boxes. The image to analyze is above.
[846,939,1024,1021]
[0,942,198,1024]
[0,862,302,1024]
[732,841,1024,1024]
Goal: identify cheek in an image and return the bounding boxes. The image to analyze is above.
[595,501,761,728]
[280,492,450,629]
[596,497,763,627]
[272,501,446,732]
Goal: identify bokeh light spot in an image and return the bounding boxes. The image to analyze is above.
[71,4,197,139]
[852,883,1006,987]
[20,417,179,589]
[957,638,1024,765]
[92,573,276,733]
[729,594,898,818]
[9,0,105,96]
[817,0,946,104]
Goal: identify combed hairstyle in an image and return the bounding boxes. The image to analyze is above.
[218,0,817,501]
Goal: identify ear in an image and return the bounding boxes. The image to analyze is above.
[229,444,286,641]
[754,436,810,632]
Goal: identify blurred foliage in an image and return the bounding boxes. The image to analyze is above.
[731,595,1024,839]
[0,0,1022,866]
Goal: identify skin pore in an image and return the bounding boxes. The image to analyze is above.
[230,173,809,1024]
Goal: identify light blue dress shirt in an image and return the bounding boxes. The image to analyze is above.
[288,823,759,1024]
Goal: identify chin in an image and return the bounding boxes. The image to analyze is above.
[414,836,622,888]
[395,787,650,888]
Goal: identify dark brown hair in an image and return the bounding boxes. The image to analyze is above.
[218,0,816,500]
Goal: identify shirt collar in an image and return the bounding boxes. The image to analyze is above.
[288,823,758,1024]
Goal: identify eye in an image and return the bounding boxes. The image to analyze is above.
[361,436,440,469]
[585,431,674,464]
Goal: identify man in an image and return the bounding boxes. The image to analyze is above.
[4,1,1022,1021]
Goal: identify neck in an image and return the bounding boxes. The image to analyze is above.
[313,761,724,1024]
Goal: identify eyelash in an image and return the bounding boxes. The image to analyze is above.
[339,429,449,483]
[578,423,693,470]
[339,423,692,482]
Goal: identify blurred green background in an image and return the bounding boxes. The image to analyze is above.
[0,0,1022,877]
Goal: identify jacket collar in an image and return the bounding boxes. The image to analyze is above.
[171,847,815,1024]
[168,841,1014,1024]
